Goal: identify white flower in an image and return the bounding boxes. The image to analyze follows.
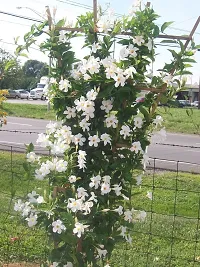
[27,191,37,203]
[14,199,25,212]
[153,115,163,128]
[37,196,44,204]
[77,187,88,200]
[59,79,71,92]
[134,117,143,128]
[82,100,95,120]
[124,66,136,79]
[26,213,38,227]
[86,89,98,101]
[88,135,100,147]
[102,175,111,184]
[64,262,73,267]
[105,114,118,128]
[101,182,111,195]
[101,56,115,68]
[82,201,93,215]
[104,264,111,267]
[92,42,100,53]
[83,73,91,81]
[78,150,87,170]
[87,56,100,75]
[52,219,66,234]
[113,184,122,196]
[97,19,111,33]
[130,141,142,154]
[67,198,82,212]
[114,73,126,87]
[100,99,113,113]
[89,175,101,189]
[69,175,77,183]
[75,96,86,112]
[114,205,123,215]
[146,191,153,200]
[142,153,149,170]
[63,107,76,119]
[120,46,129,60]
[55,159,68,172]
[105,65,117,79]
[36,133,51,148]
[120,125,131,139]
[79,118,91,132]
[73,133,86,146]
[120,225,127,238]
[163,74,173,86]
[124,210,132,223]
[128,44,139,57]
[101,133,111,145]
[73,222,89,238]
[26,152,38,163]
[133,35,145,46]
[59,30,66,42]
[88,192,98,203]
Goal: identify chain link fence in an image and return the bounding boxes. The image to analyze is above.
[0,145,200,266]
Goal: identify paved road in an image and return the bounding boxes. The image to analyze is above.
[0,117,200,172]
[6,99,48,105]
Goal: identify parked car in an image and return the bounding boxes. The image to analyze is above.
[6,89,20,99]
[178,100,191,107]
[29,88,45,100]
[191,101,199,107]
[15,89,29,99]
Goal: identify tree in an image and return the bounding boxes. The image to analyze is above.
[21,59,48,90]
[0,48,22,89]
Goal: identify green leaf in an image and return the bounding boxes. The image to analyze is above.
[56,18,66,28]
[153,25,160,37]
[26,142,34,153]
[160,39,177,44]
[182,58,196,63]
[161,21,174,33]
[168,49,178,59]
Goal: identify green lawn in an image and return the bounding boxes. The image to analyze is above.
[3,102,56,120]
[2,102,200,134]
[1,151,200,266]
[159,107,200,135]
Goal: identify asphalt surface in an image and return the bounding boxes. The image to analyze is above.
[6,99,48,105]
[0,117,200,173]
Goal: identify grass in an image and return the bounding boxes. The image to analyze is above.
[3,102,56,120]
[2,102,200,134]
[159,107,200,135]
[1,151,200,266]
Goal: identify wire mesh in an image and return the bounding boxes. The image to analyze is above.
[0,145,200,266]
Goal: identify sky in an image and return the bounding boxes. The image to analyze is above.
[1,0,200,84]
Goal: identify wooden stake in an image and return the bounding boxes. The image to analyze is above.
[184,16,200,50]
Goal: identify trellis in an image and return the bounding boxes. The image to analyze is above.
[45,0,200,115]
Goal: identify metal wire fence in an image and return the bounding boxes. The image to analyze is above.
[0,144,200,266]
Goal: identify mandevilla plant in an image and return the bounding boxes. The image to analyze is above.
[14,3,198,267]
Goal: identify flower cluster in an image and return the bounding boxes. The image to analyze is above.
[13,2,195,265]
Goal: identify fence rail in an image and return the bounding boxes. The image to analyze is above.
[0,144,200,266]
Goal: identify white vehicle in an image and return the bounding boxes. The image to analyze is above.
[29,76,49,100]
[191,101,199,107]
